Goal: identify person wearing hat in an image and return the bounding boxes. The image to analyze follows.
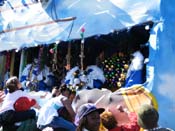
[76,103,105,131]
[14,97,37,112]
[137,104,173,131]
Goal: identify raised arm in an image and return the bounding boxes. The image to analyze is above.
[61,98,76,122]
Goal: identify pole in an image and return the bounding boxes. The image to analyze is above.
[10,50,15,77]
[19,49,25,79]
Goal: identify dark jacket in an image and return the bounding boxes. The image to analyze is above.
[0,109,36,131]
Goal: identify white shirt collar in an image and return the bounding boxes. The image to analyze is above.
[82,128,90,131]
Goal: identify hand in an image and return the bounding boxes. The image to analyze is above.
[33,102,41,109]
[61,97,71,106]
[61,97,76,120]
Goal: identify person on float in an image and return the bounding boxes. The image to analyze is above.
[64,65,105,90]
[20,58,55,91]
[124,50,145,87]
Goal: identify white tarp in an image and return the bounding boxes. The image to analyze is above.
[0,0,160,52]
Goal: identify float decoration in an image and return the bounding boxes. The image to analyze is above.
[79,27,85,71]
[102,52,130,89]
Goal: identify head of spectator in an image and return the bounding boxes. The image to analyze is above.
[101,105,140,131]
[137,104,159,129]
[59,83,71,98]
[137,104,174,130]
[100,111,117,130]
[33,58,39,66]
[69,90,76,103]
[51,86,60,98]
[76,103,105,131]
[5,76,22,93]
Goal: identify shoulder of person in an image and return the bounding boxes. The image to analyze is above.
[52,95,67,104]
[5,90,23,97]
[159,127,174,131]
[58,94,67,99]
[25,64,32,68]
[145,127,174,131]
[17,90,30,96]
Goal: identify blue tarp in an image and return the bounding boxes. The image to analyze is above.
[148,0,175,128]
[0,0,175,129]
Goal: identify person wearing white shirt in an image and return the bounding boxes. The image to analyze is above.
[37,84,76,131]
[0,76,39,113]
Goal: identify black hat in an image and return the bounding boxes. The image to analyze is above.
[77,103,105,120]
[137,104,159,129]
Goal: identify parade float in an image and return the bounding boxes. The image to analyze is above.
[0,0,174,129]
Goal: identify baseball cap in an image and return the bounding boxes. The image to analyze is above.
[77,103,105,121]
[14,97,36,111]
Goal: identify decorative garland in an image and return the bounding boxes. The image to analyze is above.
[66,27,86,91]
[49,44,57,54]
[65,40,71,70]
[79,27,85,71]
[50,44,58,72]
[50,19,75,73]
[5,51,11,72]
[38,46,44,73]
